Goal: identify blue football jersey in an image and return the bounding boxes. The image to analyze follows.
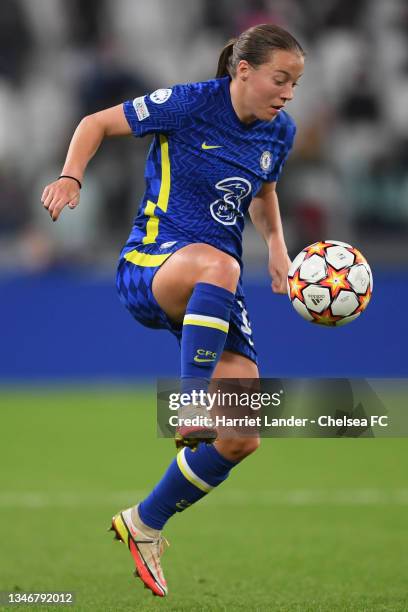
[121,77,296,265]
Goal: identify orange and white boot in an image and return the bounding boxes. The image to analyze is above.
[110,506,169,597]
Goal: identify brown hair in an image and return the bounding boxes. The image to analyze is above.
[216,24,305,79]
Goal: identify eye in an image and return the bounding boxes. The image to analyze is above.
[274,79,285,86]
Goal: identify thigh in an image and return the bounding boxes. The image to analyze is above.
[152,242,241,323]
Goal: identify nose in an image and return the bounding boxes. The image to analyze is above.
[281,83,295,102]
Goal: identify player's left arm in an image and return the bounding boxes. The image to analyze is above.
[249,181,291,294]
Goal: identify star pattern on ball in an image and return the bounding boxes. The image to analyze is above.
[306,241,328,256]
[311,308,342,326]
[288,269,307,302]
[319,265,351,298]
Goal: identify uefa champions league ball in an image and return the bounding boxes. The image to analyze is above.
[287,240,373,326]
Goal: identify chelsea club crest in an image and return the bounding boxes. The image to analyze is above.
[260,150,272,172]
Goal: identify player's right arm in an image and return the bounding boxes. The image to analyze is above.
[43,83,197,222]
[41,104,131,222]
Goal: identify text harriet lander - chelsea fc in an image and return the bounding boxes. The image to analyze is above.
[168,415,389,428]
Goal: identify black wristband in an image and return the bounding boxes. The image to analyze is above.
[58,175,82,189]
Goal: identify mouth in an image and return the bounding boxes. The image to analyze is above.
[267,105,284,117]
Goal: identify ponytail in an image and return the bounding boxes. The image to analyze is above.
[216,25,305,80]
[215,38,237,78]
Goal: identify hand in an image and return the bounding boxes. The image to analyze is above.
[41,177,81,222]
[268,240,291,294]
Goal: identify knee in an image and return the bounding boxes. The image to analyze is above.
[200,251,241,292]
[216,436,260,462]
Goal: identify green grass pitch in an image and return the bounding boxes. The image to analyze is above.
[0,387,407,611]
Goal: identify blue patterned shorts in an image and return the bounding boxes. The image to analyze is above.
[116,241,258,365]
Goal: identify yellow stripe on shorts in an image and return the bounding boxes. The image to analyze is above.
[124,250,172,267]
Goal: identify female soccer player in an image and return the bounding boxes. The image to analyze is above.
[41,24,304,597]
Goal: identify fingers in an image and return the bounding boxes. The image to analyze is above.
[67,195,80,209]
[271,279,287,294]
[49,198,72,222]
[41,186,49,204]
[41,181,80,221]
[271,270,288,294]
[270,254,292,295]
[50,201,65,222]
[42,190,54,210]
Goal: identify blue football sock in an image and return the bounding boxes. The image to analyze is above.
[181,282,235,396]
[138,443,238,530]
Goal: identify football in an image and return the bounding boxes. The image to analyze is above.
[287,240,373,326]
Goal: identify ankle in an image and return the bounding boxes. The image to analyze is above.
[131,505,161,537]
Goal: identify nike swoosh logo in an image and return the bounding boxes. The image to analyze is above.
[194,356,216,363]
[202,142,222,150]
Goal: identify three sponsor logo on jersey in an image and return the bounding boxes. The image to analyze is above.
[209,148,272,225]
[210,177,252,226]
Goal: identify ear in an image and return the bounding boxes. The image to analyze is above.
[235,60,251,82]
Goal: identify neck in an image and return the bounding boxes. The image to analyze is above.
[229,79,257,124]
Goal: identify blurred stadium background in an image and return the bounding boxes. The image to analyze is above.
[1,3,407,610]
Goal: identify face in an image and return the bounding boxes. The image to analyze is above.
[237,50,304,121]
